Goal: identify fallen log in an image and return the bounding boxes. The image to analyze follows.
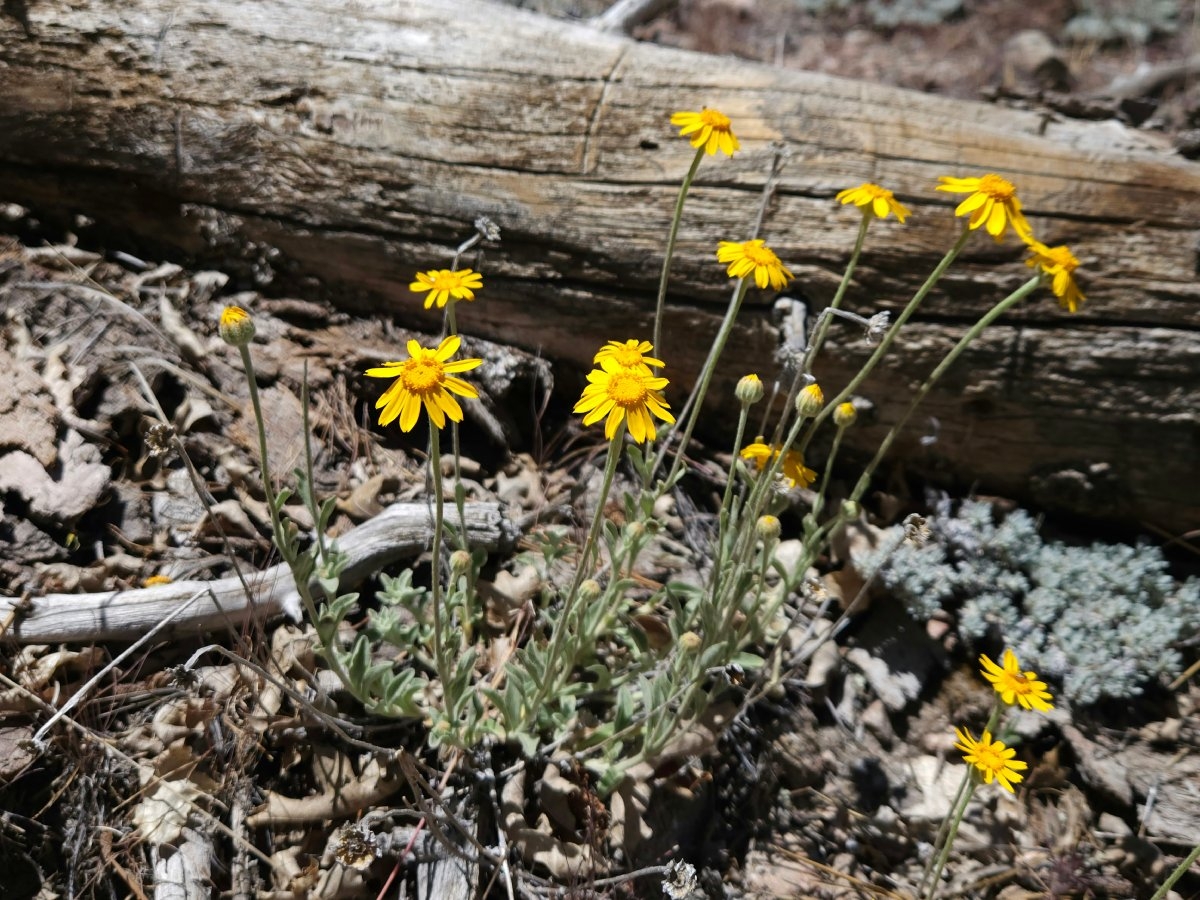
[0,502,520,644]
[1,0,1197,531]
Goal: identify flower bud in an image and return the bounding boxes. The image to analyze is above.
[795,382,824,417]
[679,631,703,652]
[735,373,764,406]
[219,306,256,346]
[450,549,473,575]
[756,514,781,541]
[842,500,860,519]
[834,401,858,428]
[579,579,602,603]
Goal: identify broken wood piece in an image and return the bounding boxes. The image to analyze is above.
[0,501,520,644]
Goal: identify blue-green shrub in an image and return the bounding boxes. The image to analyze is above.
[856,498,1200,705]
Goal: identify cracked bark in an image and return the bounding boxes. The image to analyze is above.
[1,0,1197,531]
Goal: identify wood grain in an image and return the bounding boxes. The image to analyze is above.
[1,0,1197,530]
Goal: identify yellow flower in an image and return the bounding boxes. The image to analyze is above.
[593,339,664,373]
[836,183,911,223]
[670,108,739,157]
[574,356,675,444]
[779,449,817,489]
[366,335,482,431]
[954,727,1028,793]
[741,440,774,470]
[409,269,483,310]
[142,574,173,587]
[936,174,1033,242]
[1025,241,1085,313]
[740,441,817,489]
[980,650,1054,712]
[716,240,793,290]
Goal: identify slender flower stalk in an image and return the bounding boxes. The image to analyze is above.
[847,274,1041,505]
[662,238,792,485]
[532,423,626,713]
[655,109,739,358]
[796,227,973,459]
[654,148,704,358]
[1150,841,1200,900]
[427,425,453,694]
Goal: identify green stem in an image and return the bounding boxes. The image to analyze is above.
[532,426,625,710]
[654,146,706,358]
[662,277,753,486]
[804,213,871,374]
[428,426,453,695]
[920,769,977,899]
[848,274,1042,506]
[237,344,358,699]
[1150,841,1200,900]
[797,227,973,458]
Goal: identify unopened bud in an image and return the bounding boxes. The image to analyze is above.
[735,373,765,406]
[842,500,861,519]
[756,514,782,541]
[679,631,703,652]
[218,306,256,346]
[834,401,858,428]
[579,579,602,602]
[450,550,472,575]
[796,382,824,417]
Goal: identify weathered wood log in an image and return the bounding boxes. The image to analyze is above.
[0,501,519,644]
[1,0,1197,532]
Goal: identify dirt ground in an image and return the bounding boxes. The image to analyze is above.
[1,1,1199,898]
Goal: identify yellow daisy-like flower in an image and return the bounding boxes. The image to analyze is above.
[593,339,665,373]
[1025,240,1085,313]
[836,183,911,223]
[779,449,817,490]
[980,649,1054,712]
[936,173,1033,242]
[366,335,482,432]
[670,108,740,157]
[739,441,817,489]
[409,268,483,310]
[574,356,675,444]
[954,727,1028,793]
[716,239,794,290]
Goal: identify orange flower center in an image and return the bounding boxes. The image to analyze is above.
[430,272,461,290]
[974,743,1008,772]
[607,371,650,407]
[862,184,892,200]
[1013,672,1030,687]
[743,244,779,267]
[1043,246,1078,270]
[701,109,732,130]
[611,347,645,367]
[978,174,1017,200]
[401,357,445,395]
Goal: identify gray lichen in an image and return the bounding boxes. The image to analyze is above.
[855,497,1200,705]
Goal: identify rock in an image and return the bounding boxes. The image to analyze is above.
[1003,29,1070,91]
